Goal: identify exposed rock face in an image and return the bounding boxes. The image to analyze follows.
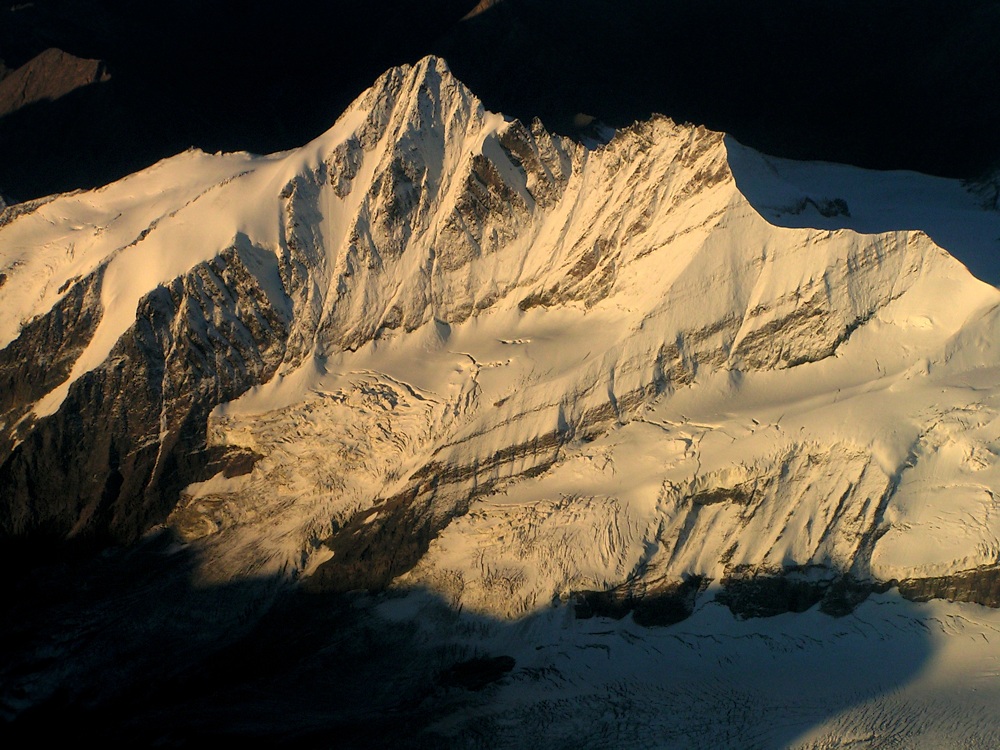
[3,56,1000,623]
[0,48,109,119]
[0,243,289,542]
[462,0,505,20]
[0,267,104,458]
[716,567,888,619]
[575,575,707,626]
[897,566,1000,608]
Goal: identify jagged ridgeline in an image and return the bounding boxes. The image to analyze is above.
[3,57,1000,619]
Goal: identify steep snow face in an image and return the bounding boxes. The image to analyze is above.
[3,57,1000,617]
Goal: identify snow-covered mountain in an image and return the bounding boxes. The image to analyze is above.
[6,56,1000,745]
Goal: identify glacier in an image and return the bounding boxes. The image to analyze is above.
[4,56,1000,746]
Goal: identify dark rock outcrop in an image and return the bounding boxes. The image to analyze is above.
[718,566,883,619]
[896,565,1000,608]
[0,243,289,544]
[0,268,104,458]
[574,575,707,626]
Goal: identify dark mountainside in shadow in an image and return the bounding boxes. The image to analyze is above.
[1,0,999,202]
[0,530,936,747]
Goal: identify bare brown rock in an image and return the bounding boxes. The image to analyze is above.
[0,47,109,119]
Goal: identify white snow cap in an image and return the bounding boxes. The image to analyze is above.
[3,55,1000,609]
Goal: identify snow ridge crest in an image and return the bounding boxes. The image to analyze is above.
[2,55,999,621]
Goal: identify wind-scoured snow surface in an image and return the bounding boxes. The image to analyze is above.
[5,57,1000,744]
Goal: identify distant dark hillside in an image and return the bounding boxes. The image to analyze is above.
[0,0,998,202]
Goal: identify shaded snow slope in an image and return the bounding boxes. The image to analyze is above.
[727,139,1000,285]
[2,57,1000,620]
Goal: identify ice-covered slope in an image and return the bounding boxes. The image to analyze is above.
[3,57,1000,624]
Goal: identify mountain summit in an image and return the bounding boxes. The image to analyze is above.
[4,56,1000,615]
[7,54,1000,745]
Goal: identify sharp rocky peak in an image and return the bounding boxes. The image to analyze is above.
[1,55,998,629]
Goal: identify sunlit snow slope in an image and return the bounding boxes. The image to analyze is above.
[3,57,1000,624]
